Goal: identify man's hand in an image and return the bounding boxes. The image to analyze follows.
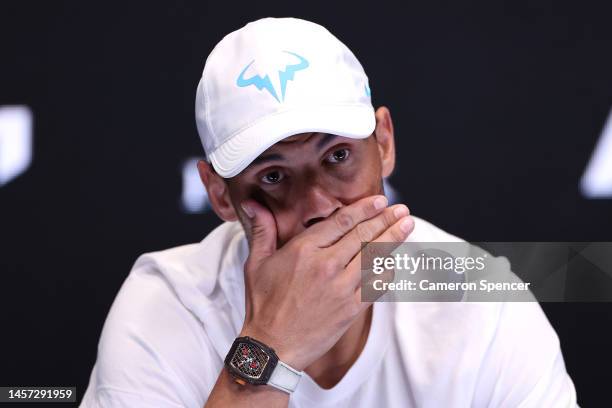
[239,195,414,370]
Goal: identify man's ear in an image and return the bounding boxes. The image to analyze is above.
[373,106,396,178]
[197,160,238,221]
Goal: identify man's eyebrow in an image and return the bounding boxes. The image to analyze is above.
[248,134,337,168]
[316,133,338,150]
[250,153,285,166]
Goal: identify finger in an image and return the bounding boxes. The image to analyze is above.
[241,199,277,271]
[304,195,388,247]
[343,215,415,290]
[330,204,409,266]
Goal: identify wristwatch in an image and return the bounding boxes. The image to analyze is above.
[224,336,303,393]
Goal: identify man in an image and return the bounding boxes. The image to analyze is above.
[82,17,577,407]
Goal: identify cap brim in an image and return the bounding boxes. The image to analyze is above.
[208,104,375,178]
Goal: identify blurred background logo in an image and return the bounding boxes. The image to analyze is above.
[581,108,612,198]
[0,105,32,187]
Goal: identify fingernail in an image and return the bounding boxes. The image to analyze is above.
[374,196,388,210]
[393,205,408,218]
[400,217,413,233]
[241,202,254,218]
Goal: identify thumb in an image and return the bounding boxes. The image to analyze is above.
[241,199,277,270]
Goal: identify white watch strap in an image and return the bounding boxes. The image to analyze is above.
[268,360,303,393]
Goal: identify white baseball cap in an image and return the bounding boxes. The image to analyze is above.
[195,17,375,178]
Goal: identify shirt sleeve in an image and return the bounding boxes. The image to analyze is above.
[80,265,224,408]
[473,302,578,408]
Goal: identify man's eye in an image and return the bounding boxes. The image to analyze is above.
[260,170,284,184]
[326,148,350,163]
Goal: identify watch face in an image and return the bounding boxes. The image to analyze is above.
[229,341,270,379]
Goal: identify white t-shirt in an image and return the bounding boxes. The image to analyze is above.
[81,217,577,407]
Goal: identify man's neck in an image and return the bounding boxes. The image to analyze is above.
[304,304,373,389]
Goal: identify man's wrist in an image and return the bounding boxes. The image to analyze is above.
[223,364,299,396]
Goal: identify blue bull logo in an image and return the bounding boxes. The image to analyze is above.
[236,51,309,102]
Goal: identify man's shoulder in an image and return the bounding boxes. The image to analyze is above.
[102,220,245,336]
[133,221,244,278]
[122,221,243,297]
[97,220,246,363]
[117,220,247,328]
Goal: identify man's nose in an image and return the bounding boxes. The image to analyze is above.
[300,184,342,228]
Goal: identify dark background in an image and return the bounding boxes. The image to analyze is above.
[1,1,611,406]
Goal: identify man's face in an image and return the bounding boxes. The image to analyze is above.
[225,132,385,247]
